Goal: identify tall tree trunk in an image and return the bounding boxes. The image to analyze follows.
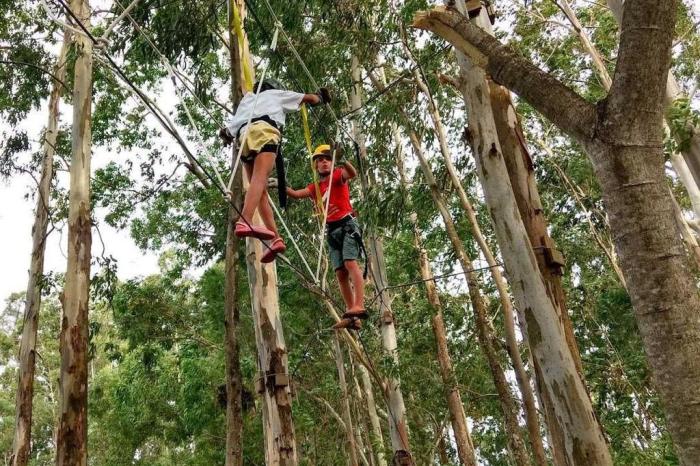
[246,240,297,465]
[557,0,700,252]
[232,2,296,463]
[397,45,547,465]
[349,55,413,465]
[489,80,591,466]
[407,129,531,466]
[11,27,70,466]
[416,4,612,464]
[606,0,700,188]
[414,0,700,462]
[356,357,388,466]
[56,1,93,464]
[223,2,245,463]
[394,134,477,466]
[333,333,360,466]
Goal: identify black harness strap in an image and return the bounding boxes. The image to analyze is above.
[236,116,287,208]
[275,145,287,209]
[327,216,368,279]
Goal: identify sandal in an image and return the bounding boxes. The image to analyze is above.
[333,317,363,331]
[261,237,287,263]
[234,221,275,240]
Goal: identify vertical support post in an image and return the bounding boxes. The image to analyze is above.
[230,2,297,464]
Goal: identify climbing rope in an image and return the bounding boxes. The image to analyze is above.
[102,0,328,285]
[47,3,515,426]
[226,26,280,193]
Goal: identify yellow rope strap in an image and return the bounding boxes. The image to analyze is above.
[231,1,254,93]
[302,104,324,216]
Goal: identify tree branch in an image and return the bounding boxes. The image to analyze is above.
[0,60,71,93]
[412,6,597,144]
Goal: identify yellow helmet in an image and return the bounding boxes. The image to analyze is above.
[311,144,332,160]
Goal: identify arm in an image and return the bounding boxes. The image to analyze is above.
[302,87,331,107]
[338,160,357,181]
[302,93,321,106]
[286,186,312,199]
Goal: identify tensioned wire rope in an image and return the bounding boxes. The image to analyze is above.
[106,0,322,279]
[239,0,375,290]
[49,0,507,340]
[42,1,511,431]
[44,0,356,308]
[112,0,345,283]
[237,0,453,291]
[42,0,470,400]
[232,0,347,284]
[46,0,338,302]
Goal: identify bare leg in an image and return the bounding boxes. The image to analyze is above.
[257,188,280,237]
[344,260,365,311]
[241,152,276,226]
[335,267,354,310]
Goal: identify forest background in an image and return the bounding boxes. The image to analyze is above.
[1,0,699,464]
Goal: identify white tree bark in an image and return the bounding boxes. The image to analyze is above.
[407,129,531,466]
[350,55,413,465]
[400,46,547,465]
[11,26,70,466]
[333,333,359,465]
[246,228,297,465]
[357,362,387,466]
[56,1,93,464]
[434,3,612,464]
[395,142,478,466]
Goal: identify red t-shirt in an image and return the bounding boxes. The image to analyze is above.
[306,168,354,223]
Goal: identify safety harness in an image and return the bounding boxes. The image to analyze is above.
[326,215,369,279]
[236,115,287,208]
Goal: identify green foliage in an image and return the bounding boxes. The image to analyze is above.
[667,97,700,152]
[5,0,700,464]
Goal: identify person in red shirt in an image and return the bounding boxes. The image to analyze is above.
[286,144,367,329]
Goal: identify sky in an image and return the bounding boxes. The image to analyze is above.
[0,106,162,310]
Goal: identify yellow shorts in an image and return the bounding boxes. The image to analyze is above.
[238,121,281,161]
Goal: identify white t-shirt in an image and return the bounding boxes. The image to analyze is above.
[225,89,305,136]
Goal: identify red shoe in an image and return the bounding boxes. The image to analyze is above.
[261,237,286,263]
[332,317,363,331]
[234,221,275,240]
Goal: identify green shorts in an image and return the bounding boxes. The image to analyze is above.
[327,217,362,271]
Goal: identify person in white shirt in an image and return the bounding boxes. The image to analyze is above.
[219,79,330,263]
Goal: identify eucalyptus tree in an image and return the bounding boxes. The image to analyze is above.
[415,0,700,463]
[55,0,94,463]
[11,26,70,466]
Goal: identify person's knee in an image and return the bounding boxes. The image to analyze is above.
[344,259,360,271]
